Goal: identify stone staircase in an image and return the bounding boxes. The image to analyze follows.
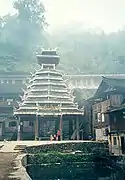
[14,145,27,152]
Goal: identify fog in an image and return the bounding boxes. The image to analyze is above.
[0,0,125,74]
[1,0,125,33]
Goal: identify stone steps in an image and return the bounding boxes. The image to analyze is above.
[14,145,27,151]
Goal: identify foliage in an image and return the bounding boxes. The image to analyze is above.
[52,24,125,74]
[73,89,96,106]
[28,152,95,164]
[1,5,125,74]
[0,0,48,72]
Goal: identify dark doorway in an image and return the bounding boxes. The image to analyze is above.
[121,136,125,154]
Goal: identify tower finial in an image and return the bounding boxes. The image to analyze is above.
[36,48,60,67]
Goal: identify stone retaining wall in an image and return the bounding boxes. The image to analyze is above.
[9,141,109,179]
[26,141,109,155]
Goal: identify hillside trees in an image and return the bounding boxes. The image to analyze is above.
[52,24,125,74]
[0,0,48,72]
[0,3,125,74]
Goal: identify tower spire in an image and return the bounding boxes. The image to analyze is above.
[37,49,60,67]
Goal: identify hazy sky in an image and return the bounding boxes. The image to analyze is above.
[1,0,125,33]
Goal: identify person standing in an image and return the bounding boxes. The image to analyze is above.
[50,134,53,141]
[57,130,61,141]
[54,134,56,141]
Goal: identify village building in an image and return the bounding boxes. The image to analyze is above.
[105,105,125,155]
[14,49,84,140]
[90,76,125,154]
[0,72,28,140]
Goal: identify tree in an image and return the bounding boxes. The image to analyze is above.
[13,0,47,46]
[52,23,125,74]
[0,0,48,72]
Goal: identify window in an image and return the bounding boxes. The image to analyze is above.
[15,80,22,84]
[22,80,26,84]
[114,116,116,123]
[97,113,101,122]
[3,80,7,84]
[94,113,98,120]
[9,121,17,127]
[8,80,12,84]
[12,80,15,84]
[0,123,2,128]
[102,113,105,122]
[7,99,13,106]
[23,121,29,127]
[111,95,123,106]
[29,121,33,126]
[113,137,117,146]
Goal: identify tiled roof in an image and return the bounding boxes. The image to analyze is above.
[103,76,125,88]
[14,50,84,116]
[94,76,125,98]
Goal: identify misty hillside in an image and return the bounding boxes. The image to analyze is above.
[51,22,125,74]
[0,0,125,74]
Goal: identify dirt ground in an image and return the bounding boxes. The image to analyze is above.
[0,153,17,180]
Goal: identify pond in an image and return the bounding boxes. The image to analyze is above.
[27,162,125,180]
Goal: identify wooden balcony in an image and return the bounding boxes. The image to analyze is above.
[93,96,123,113]
[101,99,111,113]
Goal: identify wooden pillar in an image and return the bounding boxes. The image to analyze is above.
[76,116,80,140]
[73,119,75,131]
[17,116,21,141]
[69,119,72,140]
[0,122,3,140]
[82,129,84,140]
[60,113,63,140]
[35,114,39,140]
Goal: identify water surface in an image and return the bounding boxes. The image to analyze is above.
[27,162,125,180]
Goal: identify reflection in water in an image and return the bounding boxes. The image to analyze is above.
[27,162,125,180]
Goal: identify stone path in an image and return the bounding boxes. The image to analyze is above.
[0,152,17,180]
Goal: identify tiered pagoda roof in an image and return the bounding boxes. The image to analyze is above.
[14,49,83,116]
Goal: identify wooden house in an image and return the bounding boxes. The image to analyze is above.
[105,106,125,155]
[92,76,125,143]
[0,72,27,140]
